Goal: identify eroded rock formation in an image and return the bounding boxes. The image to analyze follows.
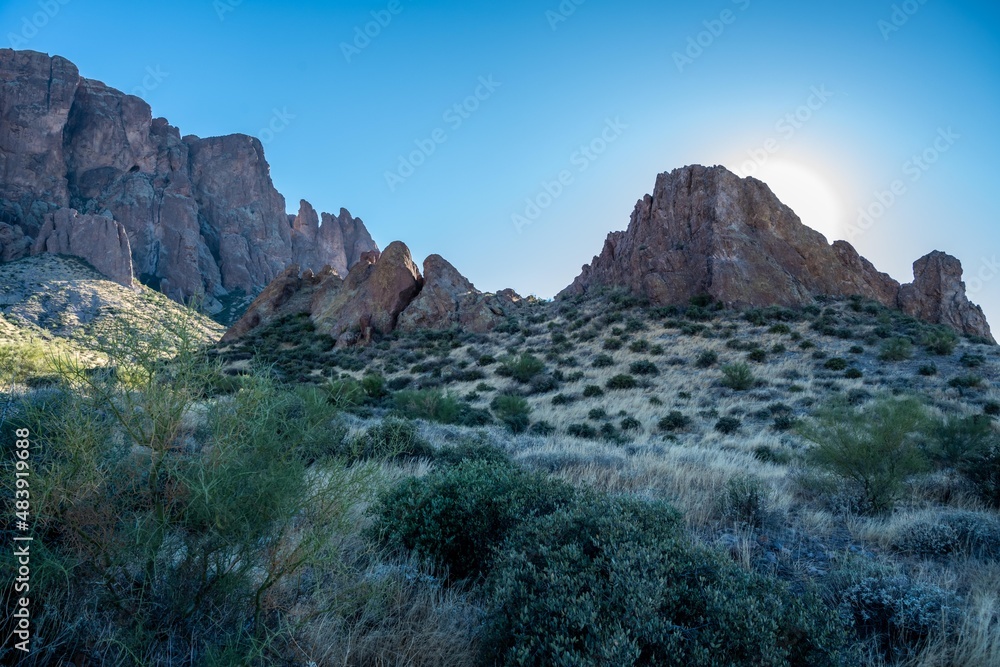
[560,165,993,342]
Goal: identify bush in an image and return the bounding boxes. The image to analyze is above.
[845,368,863,379]
[890,520,960,557]
[4,325,374,661]
[958,442,1000,508]
[747,348,768,363]
[658,411,691,432]
[349,417,434,461]
[582,384,604,398]
[918,363,938,377]
[393,389,468,424]
[928,414,994,467]
[986,401,1000,417]
[498,353,545,383]
[695,349,719,368]
[923,329,958,355]
[528,421,556,436]
[879,337,914,362]
[620,416,641,432]
[606,374,638,390]
[591,353,614,368]
[717,475,771,528]
[434,441,511,468]
[324,376,367,409]
[721,363,755,391]
[800,396,930,514]
[842,575,960,660]
[567,423,599,439]
[824,358,849,371]
[371,460,575,581]
[629,360,659,376]
[588,407,609,421]
[959,353,986,368]
[949,375,984,391]
[482,496,849,667]
[715,416,742,435]
[490,394,532,433]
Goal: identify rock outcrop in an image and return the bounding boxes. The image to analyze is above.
[397,254,520,333]
[31,208,134,287]
[289,200,381,277]
[0,48,378,316]
[224,242,521,345]
[560,165,993,342]
[898,252,993,341]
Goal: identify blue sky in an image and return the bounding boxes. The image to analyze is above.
[4,0,999,327]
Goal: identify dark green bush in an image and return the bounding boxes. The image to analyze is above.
[528,421,556,436]
[715,416,742,435]
[567,423,599,439]
[482,496,849,667]
[928,414,994,467]
[923,329,958,355]
[986,401,1000,417]
[823,358,849,371]
[878,337,914,362]
[658,411,691,432]
[747,348,768,363]
[371,460,575,581]
[606,374,639,390]
[582,384,604,398]
[490,394,532,433]
[620,417,641,432]
[917,363,938,377]
[629,360,659,376]
[960,353,986,368]
[800,396,929,514]
[499,353,545,383]
[392,389,475,425]
[717,475,771,528]
[949,375,984,391]
[958,443,1000,508]
[348,417,434,461]
[434,441,511,468]
[721,363,755,391]
[695,349,719,368]
[592,353,615,368]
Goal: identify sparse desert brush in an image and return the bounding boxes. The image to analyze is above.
[606,373,638,390]
[497,352,545,383]
[721,362,756,390]
[491,394,532,433]
[879,336,915,361]
[799,395,930,514]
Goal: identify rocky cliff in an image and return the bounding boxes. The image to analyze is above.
[560,165,994,342]
[222,242,523,345]
[0,49,378,315]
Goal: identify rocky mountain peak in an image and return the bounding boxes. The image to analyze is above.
[560,164,993,342]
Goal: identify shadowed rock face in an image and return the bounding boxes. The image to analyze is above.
[223,242,523,345]
[899,252,994,341]
[31,208,134,288]
[0,49,378,315]
[560,165,993,342]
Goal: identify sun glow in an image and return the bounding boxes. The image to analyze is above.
[749,160,845,243]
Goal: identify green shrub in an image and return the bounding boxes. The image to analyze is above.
[482,496,849,667]
[602,338,623,351]
[348,417,434,461]
[917,363,938,377]
[588,407,609,421]
[878,337,914,362]
[582,384,604,398]
[591,353,614,368]
[923,329,958,355]
[567,423,599,439]
[490,394,532,433]
[960,353,986,368]
[928,414,994,467]
[620,416,641,432]
[721,363,755,391]
[717,475,771,528]
[890,520,959,557]
[747,348,768,363]
[528,421,556,436]
[949,375,984,390]
[958,443,1000,508]
[800,396,929,514]
[658,411,691,432]
[845,368,863,379]
[498,353,545,383]
[324,376,366,409]
[434,441,511,468]
[628,339,650,353]
[606,374,638,390]
[695,349,719,368]
[986,401,1000,417]
[823,358,849,371]
[715,416,742,435]
[628,360,658,376]
[392,389,485,425]
[371,461,575,581]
